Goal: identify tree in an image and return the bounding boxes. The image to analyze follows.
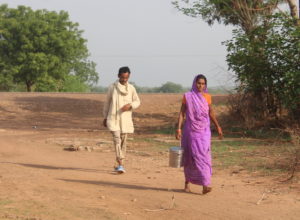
[0,4,98,92]
[173,1,299,122]
[0,62,14,91]
[286,0,299,19]
[225,13,300,121]
[159,82,184,93]
[172,0,280,33]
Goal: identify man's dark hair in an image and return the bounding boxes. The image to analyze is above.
[118,66,131,76]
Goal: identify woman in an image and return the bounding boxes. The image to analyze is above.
[176,74,223,194]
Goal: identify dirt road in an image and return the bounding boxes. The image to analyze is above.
[0,93,299,220]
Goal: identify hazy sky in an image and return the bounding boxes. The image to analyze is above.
[1,0,235,87]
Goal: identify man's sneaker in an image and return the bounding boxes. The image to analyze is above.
[116,165,126,174]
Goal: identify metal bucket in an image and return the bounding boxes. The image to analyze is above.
[169,146,183,168]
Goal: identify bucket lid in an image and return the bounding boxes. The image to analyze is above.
[169,146,182,152]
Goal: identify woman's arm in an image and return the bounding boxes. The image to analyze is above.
[209,105,223,139]
[176,103,186,140]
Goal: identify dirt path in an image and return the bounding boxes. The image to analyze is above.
[0,128,299,220]
[0,93,299,219]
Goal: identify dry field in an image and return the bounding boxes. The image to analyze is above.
[0,92,299,220]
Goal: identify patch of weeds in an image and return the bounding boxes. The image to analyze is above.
[223,127,291,140]
[244,128,290,140]
[212,140,254,168]
[131,137,173,152]
[212,140,259,153]
[214,151,246,168]
[0,199,13,206]
[152,126,175,135]
[212,103,227,107]
[212,138,293,175]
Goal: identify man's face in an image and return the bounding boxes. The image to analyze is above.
[119,72,130,85]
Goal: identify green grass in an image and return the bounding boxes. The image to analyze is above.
[132,137,175,151]
[0,199,13,206]
[211,138,295,174]
[222,126,291,140]
[155,124,292,141]
[151,126,175,135]
[150,125,287,139]
[132,132,296,176]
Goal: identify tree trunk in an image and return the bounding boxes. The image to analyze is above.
[26,81,32,92]
[286,0,299,18]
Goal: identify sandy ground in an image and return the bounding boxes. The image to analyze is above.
[0,93,299,220]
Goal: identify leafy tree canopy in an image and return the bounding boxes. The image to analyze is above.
[173,0,281,32]
[0,4,98,91]
[225,13,300,120]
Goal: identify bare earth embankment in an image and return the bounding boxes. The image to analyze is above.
[0,93,299,220]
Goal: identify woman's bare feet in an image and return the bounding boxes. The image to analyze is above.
[202,186,212,194]
[184,181,191,193]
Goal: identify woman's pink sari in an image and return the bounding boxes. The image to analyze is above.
[181,75,212,186]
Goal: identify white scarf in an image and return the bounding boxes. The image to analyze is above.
[110,80,128,127]
[115,80,128,96]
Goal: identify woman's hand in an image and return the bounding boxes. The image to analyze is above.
[176,104,185,140]
[175,129,182,140]
[217,126,223,139]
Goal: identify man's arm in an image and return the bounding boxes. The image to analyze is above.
[131,86,140,109]
[121,85,141,112]
[102,85,113,126]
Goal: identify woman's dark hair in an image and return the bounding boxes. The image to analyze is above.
[118,66,131,76]
[196,74,207,85]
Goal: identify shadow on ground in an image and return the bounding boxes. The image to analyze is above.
[1,161,110,173]
[58,178,191,194]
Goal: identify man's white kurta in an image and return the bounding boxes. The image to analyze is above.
[103,81,140,133]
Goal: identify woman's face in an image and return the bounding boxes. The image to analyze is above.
[196,78,206,92]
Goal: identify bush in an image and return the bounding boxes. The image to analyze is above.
[225,13,300,122]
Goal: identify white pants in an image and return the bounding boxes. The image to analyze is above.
[111,131,127,162]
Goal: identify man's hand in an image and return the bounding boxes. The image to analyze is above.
[103,119,107,127]
[121,104,132,112]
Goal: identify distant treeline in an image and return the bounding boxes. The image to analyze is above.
[91,81,233,94]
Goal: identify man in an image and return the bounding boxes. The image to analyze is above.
[103,66,140,173]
